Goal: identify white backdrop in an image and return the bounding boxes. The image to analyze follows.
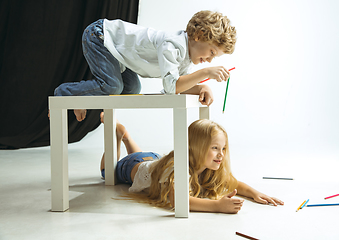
[85,0,339,172]
[130,0,339,155]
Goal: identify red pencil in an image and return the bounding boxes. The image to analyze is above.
[325,194,339,200]
[199,67,235,83]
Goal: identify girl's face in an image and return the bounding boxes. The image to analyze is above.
[188,39,225,65]
[198,132,226,174]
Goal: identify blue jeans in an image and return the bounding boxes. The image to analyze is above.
[54,19,141,96]
[101,152,161,184]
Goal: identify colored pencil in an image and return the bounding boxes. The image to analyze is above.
[306,203,339,207]
[222,75,230,113]
[199,67,235,83]
[325,194,339,200]
[300,199,309,209]
[263,177,294,180]
[296,200,307,212]
[235,232,259,240]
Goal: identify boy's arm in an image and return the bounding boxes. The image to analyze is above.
[175,66,229,94]
[181,84,214,106]
[236,181,284,206]
[175,69,209,94]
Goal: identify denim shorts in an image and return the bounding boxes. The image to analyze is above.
[101,152,161,184]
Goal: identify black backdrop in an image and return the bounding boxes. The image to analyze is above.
[0,0,139,149]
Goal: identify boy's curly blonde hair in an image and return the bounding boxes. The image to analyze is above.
[186,10,237,54]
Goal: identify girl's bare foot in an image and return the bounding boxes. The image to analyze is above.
[100,119,132,170]
[74,109,87,122]
[116,120,130,142]
[100,112,130,140]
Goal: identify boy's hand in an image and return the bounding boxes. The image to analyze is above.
[206,66,229,82]
[199,84,213,106]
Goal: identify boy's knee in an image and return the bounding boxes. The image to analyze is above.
[103,81,124,95]
[53,84,69,96]
[122,83,141,94]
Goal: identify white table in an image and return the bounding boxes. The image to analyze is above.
[49,94,210,218]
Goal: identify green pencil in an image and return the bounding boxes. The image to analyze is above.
[222,77,230,113]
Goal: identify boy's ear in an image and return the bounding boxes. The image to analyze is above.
[194,31,204,41]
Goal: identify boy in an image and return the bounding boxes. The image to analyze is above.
[54,10,237,121]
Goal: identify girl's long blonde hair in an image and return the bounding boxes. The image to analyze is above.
[141,119,238,208]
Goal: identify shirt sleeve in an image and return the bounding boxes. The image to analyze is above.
[157,41,184,94]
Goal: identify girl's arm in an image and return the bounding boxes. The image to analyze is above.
[169,186,243,214]
[236,181,284,206]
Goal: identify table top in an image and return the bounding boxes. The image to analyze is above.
[49,94,205,109]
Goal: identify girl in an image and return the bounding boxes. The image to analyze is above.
[101,117,284,214]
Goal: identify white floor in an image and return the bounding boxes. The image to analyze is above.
[1,124,339,240]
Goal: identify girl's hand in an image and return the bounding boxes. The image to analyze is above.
[206,66,229,82]
[217,189,244,214]
[252,191,284,206]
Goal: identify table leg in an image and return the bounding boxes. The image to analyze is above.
[104,109,117,185]
[199,107,210,120]
[173,108,189,218]
[50,108,69,211]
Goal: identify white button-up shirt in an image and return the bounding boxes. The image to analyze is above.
[103,19,192,94]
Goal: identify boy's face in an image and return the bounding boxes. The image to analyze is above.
[188,39,225,65]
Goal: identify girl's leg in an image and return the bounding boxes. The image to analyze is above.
[100,115,142,171]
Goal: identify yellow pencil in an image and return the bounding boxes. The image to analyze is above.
[109,94,143,96]
[296,200,306,212]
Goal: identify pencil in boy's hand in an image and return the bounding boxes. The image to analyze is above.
[222,75,231,113]
[199,67,235,83]
[199,78,210,83]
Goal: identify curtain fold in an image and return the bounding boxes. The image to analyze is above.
[0,0,139,149]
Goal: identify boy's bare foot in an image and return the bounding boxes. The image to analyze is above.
[100,112,104,123]
[74,109,87,122]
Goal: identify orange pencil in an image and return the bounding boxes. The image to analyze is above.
[296,200,306,212]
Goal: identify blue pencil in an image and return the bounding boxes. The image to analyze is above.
[306,203,339,207]
[300,199,309,209]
